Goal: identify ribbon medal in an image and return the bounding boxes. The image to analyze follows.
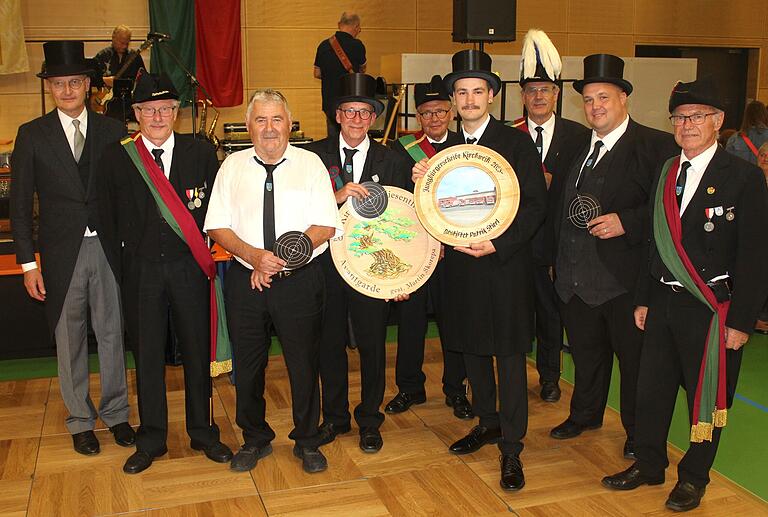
[193,188,202,208]
[704,208,715,232]
[725,206,735,221]
[186,188,196,210]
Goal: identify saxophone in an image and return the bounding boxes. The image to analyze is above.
[197,99,220,151]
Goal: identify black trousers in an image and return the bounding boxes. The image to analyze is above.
[635,282,743,487]
[394,280,467,397]
[559,292,642,437]
[130,255,219,455]
[464,352,528,456]
[533,265,563,383]
[318,251,390,430]
[225,261,323,448]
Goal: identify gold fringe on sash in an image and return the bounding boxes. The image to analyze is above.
[690,409,728,443]
[713,408,728,427]
[210,359,233,377]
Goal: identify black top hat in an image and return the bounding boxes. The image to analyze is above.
[335,73,385,115]
[37,41,93,79]
[668,76,725,113]
[444,50,502,96]
[414,75,451,108]
[131,69,179,103]
[573,54,633,96]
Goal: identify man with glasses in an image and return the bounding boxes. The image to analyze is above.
[547,55,678,460]
[98,71,232,474]
[386,75,472,420]
[11,41,133,457]
[511,30,588,403]
[306,73,409,453]
[602,77,768,512]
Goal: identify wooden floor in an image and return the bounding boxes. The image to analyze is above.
[1,339,766,517]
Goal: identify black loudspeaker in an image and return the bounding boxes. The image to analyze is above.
[452,0,517,43]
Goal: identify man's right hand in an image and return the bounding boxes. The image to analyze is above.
[634,305,648,330]
[245,249,287,275]
[412,158,429,183]
[334,182,369,204]
[23,269,46,301]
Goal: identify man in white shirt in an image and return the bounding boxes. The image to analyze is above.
[10,41,132,456]
[206,89,342,474]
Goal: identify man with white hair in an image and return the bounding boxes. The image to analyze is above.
[206,89,342,474]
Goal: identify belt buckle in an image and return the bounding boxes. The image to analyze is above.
[277,270,293,280]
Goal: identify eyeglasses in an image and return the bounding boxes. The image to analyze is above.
[523,86,556,96]
[337,107,374,120]
[669,112,719,126]
[136,105,177,117]
[49,78,85,91]
[418,109,451,120]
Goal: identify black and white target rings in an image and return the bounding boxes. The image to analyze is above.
[274,231,313,269]
[567,194,602,229]
[351,181,388,219]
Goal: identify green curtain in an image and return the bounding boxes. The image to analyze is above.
[148,0,196,106]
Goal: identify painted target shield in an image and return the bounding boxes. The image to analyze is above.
[414,144,519,246]
[274,231,313,269]
[330,187,441,300]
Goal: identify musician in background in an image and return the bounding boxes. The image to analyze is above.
[93,25,146,123]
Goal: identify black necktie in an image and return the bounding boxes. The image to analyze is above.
[576,140,604,190]
[677,161,691,208]
[255,157,285,251]
[466,136,477,145]
[534,126,544,157]
[342,147,358,184]
[151,148,165,174]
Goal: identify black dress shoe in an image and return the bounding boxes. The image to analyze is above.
[601,464,665,490]
[385,392,426,414]
[191,440,233,463]
[449,425,502,455]
[230,444,273,472]
[359,427,383,453]
[293,445,328,473]
[623,438,636,460]
[123,448,167,474]
[550,418,601,439]
[445,394,474,420]
[540,381,561,403]
[500,454,525,491]
[109,422,135,447]
[72,430,100,456]
[665,481,706,512]
[317,422,352,446]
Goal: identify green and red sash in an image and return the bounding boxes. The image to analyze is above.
[121,132,232,377]
[397,131,437,162]
[653,156,728,442]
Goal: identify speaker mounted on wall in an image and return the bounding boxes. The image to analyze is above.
[452,0,517,43]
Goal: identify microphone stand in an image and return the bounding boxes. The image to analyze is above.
[152,36,215,139]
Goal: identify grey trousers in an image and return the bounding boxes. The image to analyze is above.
[54,236,129,434]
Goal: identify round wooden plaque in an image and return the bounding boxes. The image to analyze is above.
[330,186,441,300]
[414,144,520,246]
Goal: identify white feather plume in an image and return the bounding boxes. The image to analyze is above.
[521,29,562,81]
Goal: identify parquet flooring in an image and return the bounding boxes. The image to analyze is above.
[1,338,766,516]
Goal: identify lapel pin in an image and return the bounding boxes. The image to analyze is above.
[706,186,715,194]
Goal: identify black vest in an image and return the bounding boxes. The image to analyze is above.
[77,133,100,232]
[136,175,189,262]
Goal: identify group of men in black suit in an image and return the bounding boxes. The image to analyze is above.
[11,30,767,512]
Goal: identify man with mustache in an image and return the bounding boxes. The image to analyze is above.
[415,49,547,490]
[547,55,678,460]
[386,75,472,420]
[511,29,588,403]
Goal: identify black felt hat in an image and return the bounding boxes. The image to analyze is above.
[37,41,93,78]
[444,49,502,95]
[573,54,633,96]
[131,69,179,103]
[335,73,385,116]
[668,76,725,112]
[414,75,451,108]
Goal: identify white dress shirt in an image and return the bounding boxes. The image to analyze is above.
[339,134,370,184]
[204,144,343,270]
[141,132,175,179]
[462,113,491,143]
[579,114,630,172]
[527,113,556,161]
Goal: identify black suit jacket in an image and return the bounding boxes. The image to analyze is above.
[10,109,125,331]
[439,116,548,355]
[97,132,219,279]
[642,148,768,333]
[304,135,409,192]
[548,118,679,292]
